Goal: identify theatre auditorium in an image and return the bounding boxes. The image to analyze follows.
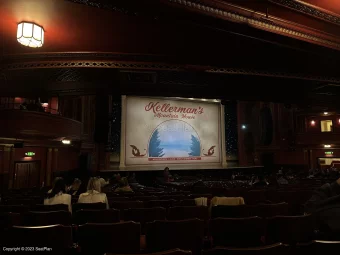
[2,0,340,253]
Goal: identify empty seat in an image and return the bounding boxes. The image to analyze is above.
[73,202,106,212]
[75,209,120,225]
[78,222,141,254]
[249,203,289,218]
[145,200,174,208]
[32,204,69,212]
[295,240,340,254]
[22,211,72,226]
[209,217,265,247]
[160,195,186,201]
[146,219,204,253]
[243,190,267,205]
[202,243,288,255]
[211,205,249,218]
[0,205,29,213]
[168,206,209,221]
[133,196,159,201]
[124,207,166,233]
[266,215,315,244]
[0,212,21,229]
[111,201,144,210]
[174,199,197,206]
[4,225,73,252]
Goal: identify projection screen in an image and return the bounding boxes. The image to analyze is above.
[120,96,226,169]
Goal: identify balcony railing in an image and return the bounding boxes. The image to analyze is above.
[0,102,59,115]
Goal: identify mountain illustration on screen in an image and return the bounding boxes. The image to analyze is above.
[148,129,165,157]
[188,135,201,157]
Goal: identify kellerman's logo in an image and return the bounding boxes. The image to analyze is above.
[145,102,204,114]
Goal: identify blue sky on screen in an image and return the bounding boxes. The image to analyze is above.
[157,120,198,157]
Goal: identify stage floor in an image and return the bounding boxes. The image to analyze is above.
[102,164,263,172]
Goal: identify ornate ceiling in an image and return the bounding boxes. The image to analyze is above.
[1,0,340,108]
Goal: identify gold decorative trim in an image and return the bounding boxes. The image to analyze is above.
[167,0,340,50]
[3,61,182,71]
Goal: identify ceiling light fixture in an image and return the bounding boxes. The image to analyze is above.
[17,22,44,48]
[62,140,71,145]
[324,144,331,148]
[324,112,328,115]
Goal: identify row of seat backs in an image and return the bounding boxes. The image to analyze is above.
[1,212,316,246]
[0,220,331,254]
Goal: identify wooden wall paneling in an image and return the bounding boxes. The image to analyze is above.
[46,148,53,186]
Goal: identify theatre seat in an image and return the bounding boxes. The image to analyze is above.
[124,207,166,234]
[168,206,209,221]
[294,240,340,254]
[4,225,73,252]
[209,217,265,247]
[146,219,204,253]
[78,221,141,254]
[72,202,106,212]
[211,205,249,218]
[202,243,288,255]
[32,204,69,212]
[266,215,315,244]
[248,203,289,218]
[75,209,120,225]
[144,200,175,208]
[0,205,29,213]
[22,211,72,226]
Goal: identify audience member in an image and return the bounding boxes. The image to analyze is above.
[252,175,268,187]
[78,177,109,209]
[163,167,174,182]
[44,178,72,213]
[277,174,289,185]
[114,177,133,193]
[305,177,340,238]
[68,178,82,196]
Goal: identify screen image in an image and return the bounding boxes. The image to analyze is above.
[122,96,222,167]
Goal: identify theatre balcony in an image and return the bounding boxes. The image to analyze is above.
[0,107,82,141]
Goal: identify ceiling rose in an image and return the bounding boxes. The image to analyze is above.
[17,22,44,48]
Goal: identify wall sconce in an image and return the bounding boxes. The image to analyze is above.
[17,22,44,48]
[310,120,315,126]
[324,144,331,148]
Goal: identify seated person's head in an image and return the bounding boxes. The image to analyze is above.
[47,177,66,198]
[72,178,82,190]
[118,177,129,188]
[87,177,101,193]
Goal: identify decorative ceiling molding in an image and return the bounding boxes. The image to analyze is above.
[270,0,340,26]
[2,61,182,71]
[66,0,129,14]
[166,0,340,50]
[2,59,340,83]
[206,68,340,83]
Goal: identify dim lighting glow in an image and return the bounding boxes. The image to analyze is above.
[241,125,246,129]
[17,22,44,48]
[62,140,71,144]
[324,112,328,115]
[324,144,331,148]
[311,120,315,125]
